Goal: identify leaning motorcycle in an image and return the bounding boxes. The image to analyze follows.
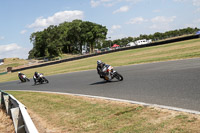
[100,65,123,81]
[33,73,49,85]
[19,74,30,82]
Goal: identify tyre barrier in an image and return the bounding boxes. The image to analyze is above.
[11,34,200,73]
[0,90,38,133]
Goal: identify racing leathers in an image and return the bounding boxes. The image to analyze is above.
[33,72,40,84]
[97,63,112,80]
[18,72,25,82]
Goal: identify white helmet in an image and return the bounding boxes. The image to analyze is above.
[18,72,21,74]
[97,60,102,65]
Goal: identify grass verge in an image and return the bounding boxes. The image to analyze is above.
[6,91,200,133]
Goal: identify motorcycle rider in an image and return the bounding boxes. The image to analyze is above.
[33,71,49,84]
[97,60,112,80]
[97,60,105,78]
[33,71,40,84]
[18,72,30,82]
[18,72,24,82]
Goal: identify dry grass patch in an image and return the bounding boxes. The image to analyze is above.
[7,91,200,133]
[0,109,15,133]
[0,58,28,73]
[61,54,80,59]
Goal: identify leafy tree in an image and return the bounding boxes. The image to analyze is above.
[82,21,107,53]
[45,25,63,57]
[30,31,47,58]
[29,20,108,58]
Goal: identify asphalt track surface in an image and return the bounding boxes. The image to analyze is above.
[1,58,200,112]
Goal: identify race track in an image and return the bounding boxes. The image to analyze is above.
[1,58,200,112]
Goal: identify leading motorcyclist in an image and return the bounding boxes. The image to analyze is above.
[97,60,112,80]
[33,71,49,84]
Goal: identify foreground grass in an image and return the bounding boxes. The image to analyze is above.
[7,91,200,133]
[1,38,200,82]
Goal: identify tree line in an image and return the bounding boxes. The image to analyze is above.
[29,20,107,59]
[29,20,199,59]
[102,27,200,48]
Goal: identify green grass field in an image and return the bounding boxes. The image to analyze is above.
[2,38,200,132]
[1,38,200,82]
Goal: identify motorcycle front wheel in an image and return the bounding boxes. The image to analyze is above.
[43,77,49,83]
[114,72,123,81]
[26,78,30,82]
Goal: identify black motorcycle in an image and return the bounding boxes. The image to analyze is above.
[33,73,49,85]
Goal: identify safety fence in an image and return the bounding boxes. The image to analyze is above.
[11,34,200,73]
[0,90,38,133]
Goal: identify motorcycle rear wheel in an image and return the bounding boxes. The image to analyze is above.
[26,78,30,82]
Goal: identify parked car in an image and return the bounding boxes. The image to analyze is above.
[126,42,136,47]
[196,30,200,35]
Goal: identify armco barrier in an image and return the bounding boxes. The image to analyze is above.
[0,90,38,133]
[11,34,200,73]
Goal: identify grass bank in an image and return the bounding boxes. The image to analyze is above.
[1,38,200,82]
[0,58,28,73]
[7,91,200,133]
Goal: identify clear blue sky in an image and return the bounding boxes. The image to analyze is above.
[0,0,200,59]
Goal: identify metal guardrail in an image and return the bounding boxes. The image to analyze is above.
[0,90,38,133]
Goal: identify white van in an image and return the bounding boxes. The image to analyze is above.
[135,39,152,45]
[126,42,136,47]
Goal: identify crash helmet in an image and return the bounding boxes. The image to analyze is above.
[97,60,102,65]
[35,72,38,75]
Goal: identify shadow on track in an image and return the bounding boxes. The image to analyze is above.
[31,83,49,86]
[90,80,119,85]
[17,82,29,84]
